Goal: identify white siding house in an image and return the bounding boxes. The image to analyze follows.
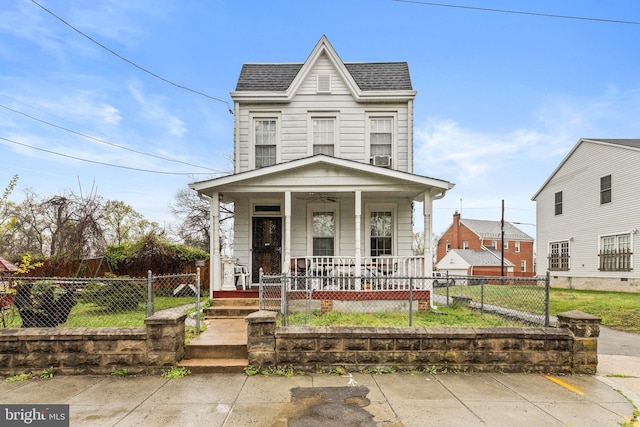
[532,138,640,291]
[189,36,454,294]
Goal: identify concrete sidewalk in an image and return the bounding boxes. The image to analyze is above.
[0,369,635,426]
[2,325,640,426]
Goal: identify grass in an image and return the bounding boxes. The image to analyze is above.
[549,289,640,333]
[285,306,521,328]
[60,296,195,327]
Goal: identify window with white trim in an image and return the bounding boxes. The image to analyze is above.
[369,117,393,166]
[600,175,612,205]
[312,211,335,256]
[370,210,393,256]
[549,240,570,271]
[599,233,632,271]
[463,241,469,250]
[312,118,335,156]
[254,118,277,168]
[555,191,563,215]
[515,241,521,253]
[520,260,526,272]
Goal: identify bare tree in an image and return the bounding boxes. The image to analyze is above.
[103,200,159,246]
[169,188,233,252]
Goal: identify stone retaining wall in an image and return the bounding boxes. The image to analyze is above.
[0,311,186,376]
[246,310,600,374]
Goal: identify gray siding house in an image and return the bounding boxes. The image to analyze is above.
[532,138,640,291]
[190,36,454,293]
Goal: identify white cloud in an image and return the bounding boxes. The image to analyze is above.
[128,84,187,137]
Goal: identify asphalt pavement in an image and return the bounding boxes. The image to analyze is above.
[0,325,638,426]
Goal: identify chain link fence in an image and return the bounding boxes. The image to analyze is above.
[259,271,550,327]
[0,271,202,330]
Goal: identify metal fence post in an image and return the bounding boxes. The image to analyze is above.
[281,274,288,326]
[480,280,485,312]
[409,277,413,327]
[258,267,264,310]
[195,267,201,334]
[146,270,153,317]
[545,271,551,327]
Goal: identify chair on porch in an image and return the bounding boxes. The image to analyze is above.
[234,264,250,290]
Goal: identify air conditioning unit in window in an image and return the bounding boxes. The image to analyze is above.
[372,155,391,167]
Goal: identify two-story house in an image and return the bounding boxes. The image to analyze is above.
[189,36,454,293]
[532,138,640,291]
[435,212,535,277]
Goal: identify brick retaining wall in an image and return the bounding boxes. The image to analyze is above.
[246,310,600,374]
[0,311,186,376]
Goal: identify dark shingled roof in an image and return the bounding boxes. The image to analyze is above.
[235,62,412,92]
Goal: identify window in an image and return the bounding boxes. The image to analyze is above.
[463,241,469,250]
[312,211,335,256]
[503,240,509,250]
[600,175,612,204]
[549,241,570,271]
[370,211,392,256]
[370,117,392,165]
[521,260,526,272]
[515,241,521,253]
[312,118,335,156]
[599,233,632,271]
[254,119,277,168]
[446,243,451,252]
[555,191,563,215]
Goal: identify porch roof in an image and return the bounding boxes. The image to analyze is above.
[189,155,454,202]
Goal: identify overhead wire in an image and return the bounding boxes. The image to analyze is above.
[0,102,226,174]
[0,136,216,176]
[29,0,235,114]
[392,0,640,25]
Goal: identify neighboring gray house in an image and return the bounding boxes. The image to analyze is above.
[190,36,454,293]
[532,138,640,291]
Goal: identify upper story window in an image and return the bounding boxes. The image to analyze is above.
[370,210,393,256]
[463,241,469,250]
[514,241,520,253]
[600,175,612,205]
[312,118,335,156]
[599,233,632,271]
[554,191,563,215]
[369,117,393,167]
[254,118,277,168]
[549,240,570,271]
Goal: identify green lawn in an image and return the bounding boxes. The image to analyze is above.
[284,306,521,328]
[60,296,195,327]
[549,289,640,333]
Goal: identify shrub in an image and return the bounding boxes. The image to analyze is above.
[82,279,146,311]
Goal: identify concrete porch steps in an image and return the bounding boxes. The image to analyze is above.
[179,299,256,374]
[205,297,259,319]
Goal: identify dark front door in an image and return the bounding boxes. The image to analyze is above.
[251,217,282,282]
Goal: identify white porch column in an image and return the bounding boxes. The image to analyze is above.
[423,192,433,277]
[284,191,291,274]
[355,190,362,273]
[210,192,222,295]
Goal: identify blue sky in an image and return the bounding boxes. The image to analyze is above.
[1,0,639,239]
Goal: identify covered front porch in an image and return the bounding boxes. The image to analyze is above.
[189,156,454,296]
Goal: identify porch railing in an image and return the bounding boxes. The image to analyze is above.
[289,256,427,291]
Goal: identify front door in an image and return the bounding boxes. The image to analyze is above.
[251,217,282,282]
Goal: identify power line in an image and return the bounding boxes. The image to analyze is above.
[393,0,640,25]
[0,103,226,174]
[29,0,235,114]
[0,136,216,176]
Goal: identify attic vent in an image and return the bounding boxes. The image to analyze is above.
[317,74,331,93]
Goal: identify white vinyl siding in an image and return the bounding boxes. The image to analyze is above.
[535,140,640,280]
[234,55,411,173]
